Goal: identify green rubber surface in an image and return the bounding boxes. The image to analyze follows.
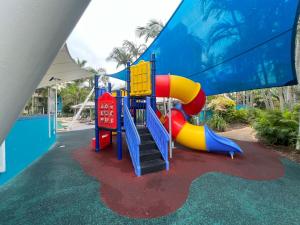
[0,129,300,225]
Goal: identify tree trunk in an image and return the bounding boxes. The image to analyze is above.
[286,86,294,110]
[242,91,246,105]
[261,90,270,109]
[267,91,275,110]
[236,92,239,105]
[297,109,300,151]
[278,88,285,112]
[295,26,300,150]
[249,91,254,107]
[292,86,297,105]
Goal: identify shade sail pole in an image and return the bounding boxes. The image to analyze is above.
[68,87,95,130]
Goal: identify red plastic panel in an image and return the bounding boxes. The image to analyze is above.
[98,93,117,129]
[91,131,111,150]
[156,75,170,97]
[100,131,111,149]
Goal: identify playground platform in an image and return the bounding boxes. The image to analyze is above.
[0,129,300,225]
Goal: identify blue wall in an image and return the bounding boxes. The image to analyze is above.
[199,110,213,123]
[0,115,56,185]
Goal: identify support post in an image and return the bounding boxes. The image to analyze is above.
[108,82,112,93]
[107,82,113,144]
[133,99,137,124]
[151,54,156,110]
[117,90,122,160]
[69,87,94,130]
[126,61,131,109]
[168,98,173,158]
[54,81,58,134]
[95,75,100,152]
[203,99,207,123]
[48,87,51,138]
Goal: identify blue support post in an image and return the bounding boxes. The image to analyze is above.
[108,82,112,93]
[108,82,113,144]
[133,99,137,124]
[151,54,156,111]
[126,61,131,109]
[116,90,122,160]
[99,88,106,96]
[95,75,100,152]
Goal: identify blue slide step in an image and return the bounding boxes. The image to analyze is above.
[205,125,243,157]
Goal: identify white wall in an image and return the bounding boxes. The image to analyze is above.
[0,0,91,144]
[0,142,5,173]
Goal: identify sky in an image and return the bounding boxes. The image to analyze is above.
[67,0,181,79]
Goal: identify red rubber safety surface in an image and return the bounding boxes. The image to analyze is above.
[73,138,284,219]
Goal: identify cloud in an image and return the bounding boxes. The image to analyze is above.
[67,0,181,76]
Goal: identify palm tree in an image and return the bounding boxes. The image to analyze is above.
[87,67,109,87]
[76,58,87,68]
[122,40,146,61]
[136,19,164,43]
[106,47,132,69]
[60,83,90,106]
[74,58,89,85]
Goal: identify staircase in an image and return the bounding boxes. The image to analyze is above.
[137,127,166,175]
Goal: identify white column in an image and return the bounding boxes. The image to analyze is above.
[54,84,57,133]
[0,141,6,173]
[48,87,51,138]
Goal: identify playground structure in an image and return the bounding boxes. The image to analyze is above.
[0,0,298,181]
[93,55,243,176]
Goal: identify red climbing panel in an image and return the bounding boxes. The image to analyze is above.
[98,93,117,129]
[91,131,111,150]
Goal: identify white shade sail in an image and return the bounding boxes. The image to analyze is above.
[38,45,93,88]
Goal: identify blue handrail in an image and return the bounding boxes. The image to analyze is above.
[146,97,169,170]
[124,100,141,176]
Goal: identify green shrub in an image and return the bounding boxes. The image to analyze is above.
[254,110,299,147]
[207,96,236,112]
[246,108,262,124]
[208,113,228,132]
[223,109,248,124]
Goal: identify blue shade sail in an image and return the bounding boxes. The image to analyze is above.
[110,0,300,95]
